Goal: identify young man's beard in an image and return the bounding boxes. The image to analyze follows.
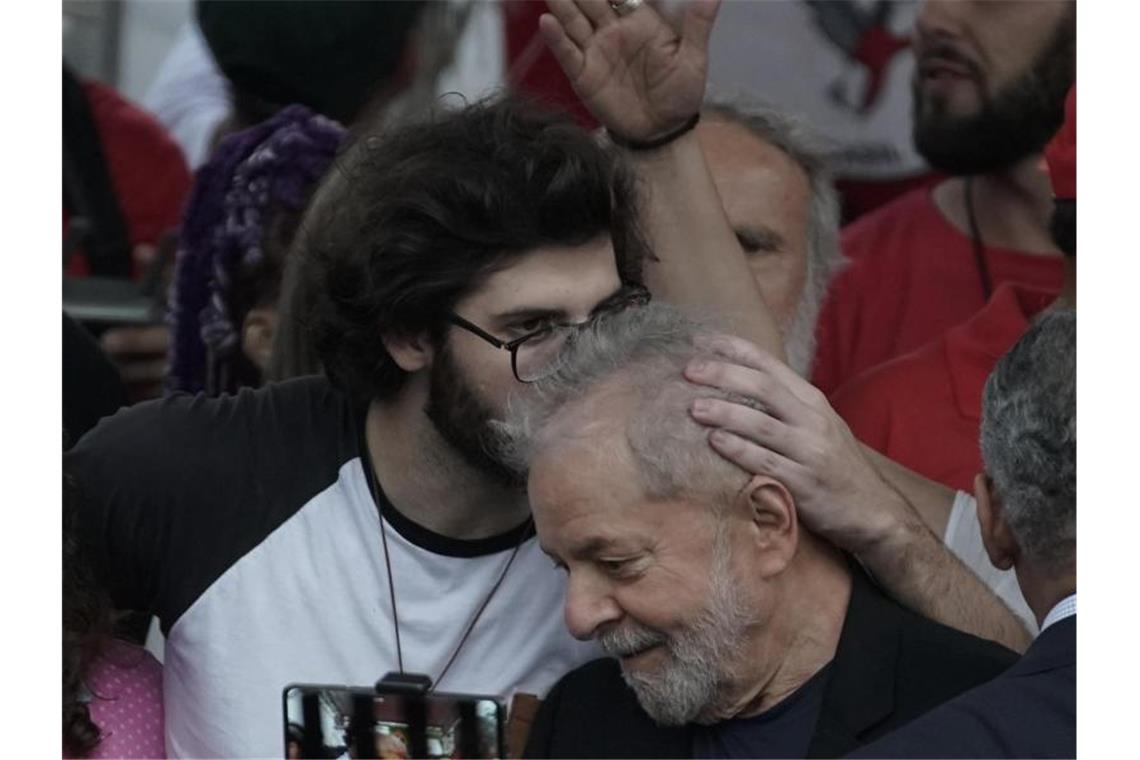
[912,12,1074,176]
[425,342,524,489]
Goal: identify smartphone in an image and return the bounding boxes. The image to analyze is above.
[283,683,506,759]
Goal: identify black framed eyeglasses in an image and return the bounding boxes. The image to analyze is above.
[448,285,652,383]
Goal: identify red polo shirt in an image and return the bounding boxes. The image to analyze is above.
[830,283,1058,492]
[811,185,1065,396]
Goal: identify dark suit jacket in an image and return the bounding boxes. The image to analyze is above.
[524,566,1018,758]
[850,614,1075,758]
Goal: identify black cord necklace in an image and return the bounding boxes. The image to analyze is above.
[363,450,532,691]
[964,176,994,302]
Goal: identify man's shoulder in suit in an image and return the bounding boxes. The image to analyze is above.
[525,572,1022,759]
[807,569,1020,755]
[849,617,1075,759]
[890,593,1021,697]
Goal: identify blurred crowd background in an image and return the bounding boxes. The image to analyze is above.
[62,0,941,410]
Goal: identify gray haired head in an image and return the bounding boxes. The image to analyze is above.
[702,92,847,376]
[498,303,758,505]
[980,309,1076,571]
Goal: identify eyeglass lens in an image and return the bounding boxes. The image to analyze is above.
[515,327,573,382]
[515,287,649,382]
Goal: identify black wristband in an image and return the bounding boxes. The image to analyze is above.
[607,113,701,151]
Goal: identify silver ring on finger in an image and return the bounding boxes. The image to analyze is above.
[609,0,644,17]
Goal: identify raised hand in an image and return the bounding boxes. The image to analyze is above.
[539,0,721,141]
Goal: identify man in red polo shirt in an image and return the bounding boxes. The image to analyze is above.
[811,1,1074,395]
[831,86,1076,493]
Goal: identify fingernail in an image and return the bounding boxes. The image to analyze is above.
[692,399,710,414]
[688,359,707,374]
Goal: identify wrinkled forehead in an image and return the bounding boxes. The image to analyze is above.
[527,425,637,529]
[696,118,812,247]
[697,117,803,181]
[527,415,719,562]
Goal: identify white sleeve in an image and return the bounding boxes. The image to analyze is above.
[943,490,1039,635]
[141,22,231,170]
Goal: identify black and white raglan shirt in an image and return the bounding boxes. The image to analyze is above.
[66,376,600,758]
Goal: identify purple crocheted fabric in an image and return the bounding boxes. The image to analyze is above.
[167,104,345,395]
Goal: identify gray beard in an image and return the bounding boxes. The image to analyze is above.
[599,529,755,725]
[783,237,840,379]
[781,288,821,379]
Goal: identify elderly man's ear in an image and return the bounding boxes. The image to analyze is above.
[974,473,1019,571]
[735,475,799,577]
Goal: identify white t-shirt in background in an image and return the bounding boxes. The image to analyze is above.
[943,491,1038,635]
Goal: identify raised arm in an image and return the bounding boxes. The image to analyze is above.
[539,0,784,357]
[685,334,1033,652]
[538,1,1029,651]
[539,0,960,528]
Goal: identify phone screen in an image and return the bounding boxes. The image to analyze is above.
[283,684,505,759]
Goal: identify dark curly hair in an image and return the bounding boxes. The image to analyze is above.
[63,470,114,756]
[294,96,649,402]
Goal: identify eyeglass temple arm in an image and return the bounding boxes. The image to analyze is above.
[447,314,512,350]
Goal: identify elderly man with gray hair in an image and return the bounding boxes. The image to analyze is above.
[696,94,846,377]
[853,309,1076,759]
[688,94,1037,656]
[507,303,1016,759]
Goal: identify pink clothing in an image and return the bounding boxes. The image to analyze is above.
[67,641,165,759]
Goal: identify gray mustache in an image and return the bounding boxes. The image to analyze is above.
[599,624,668,658]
